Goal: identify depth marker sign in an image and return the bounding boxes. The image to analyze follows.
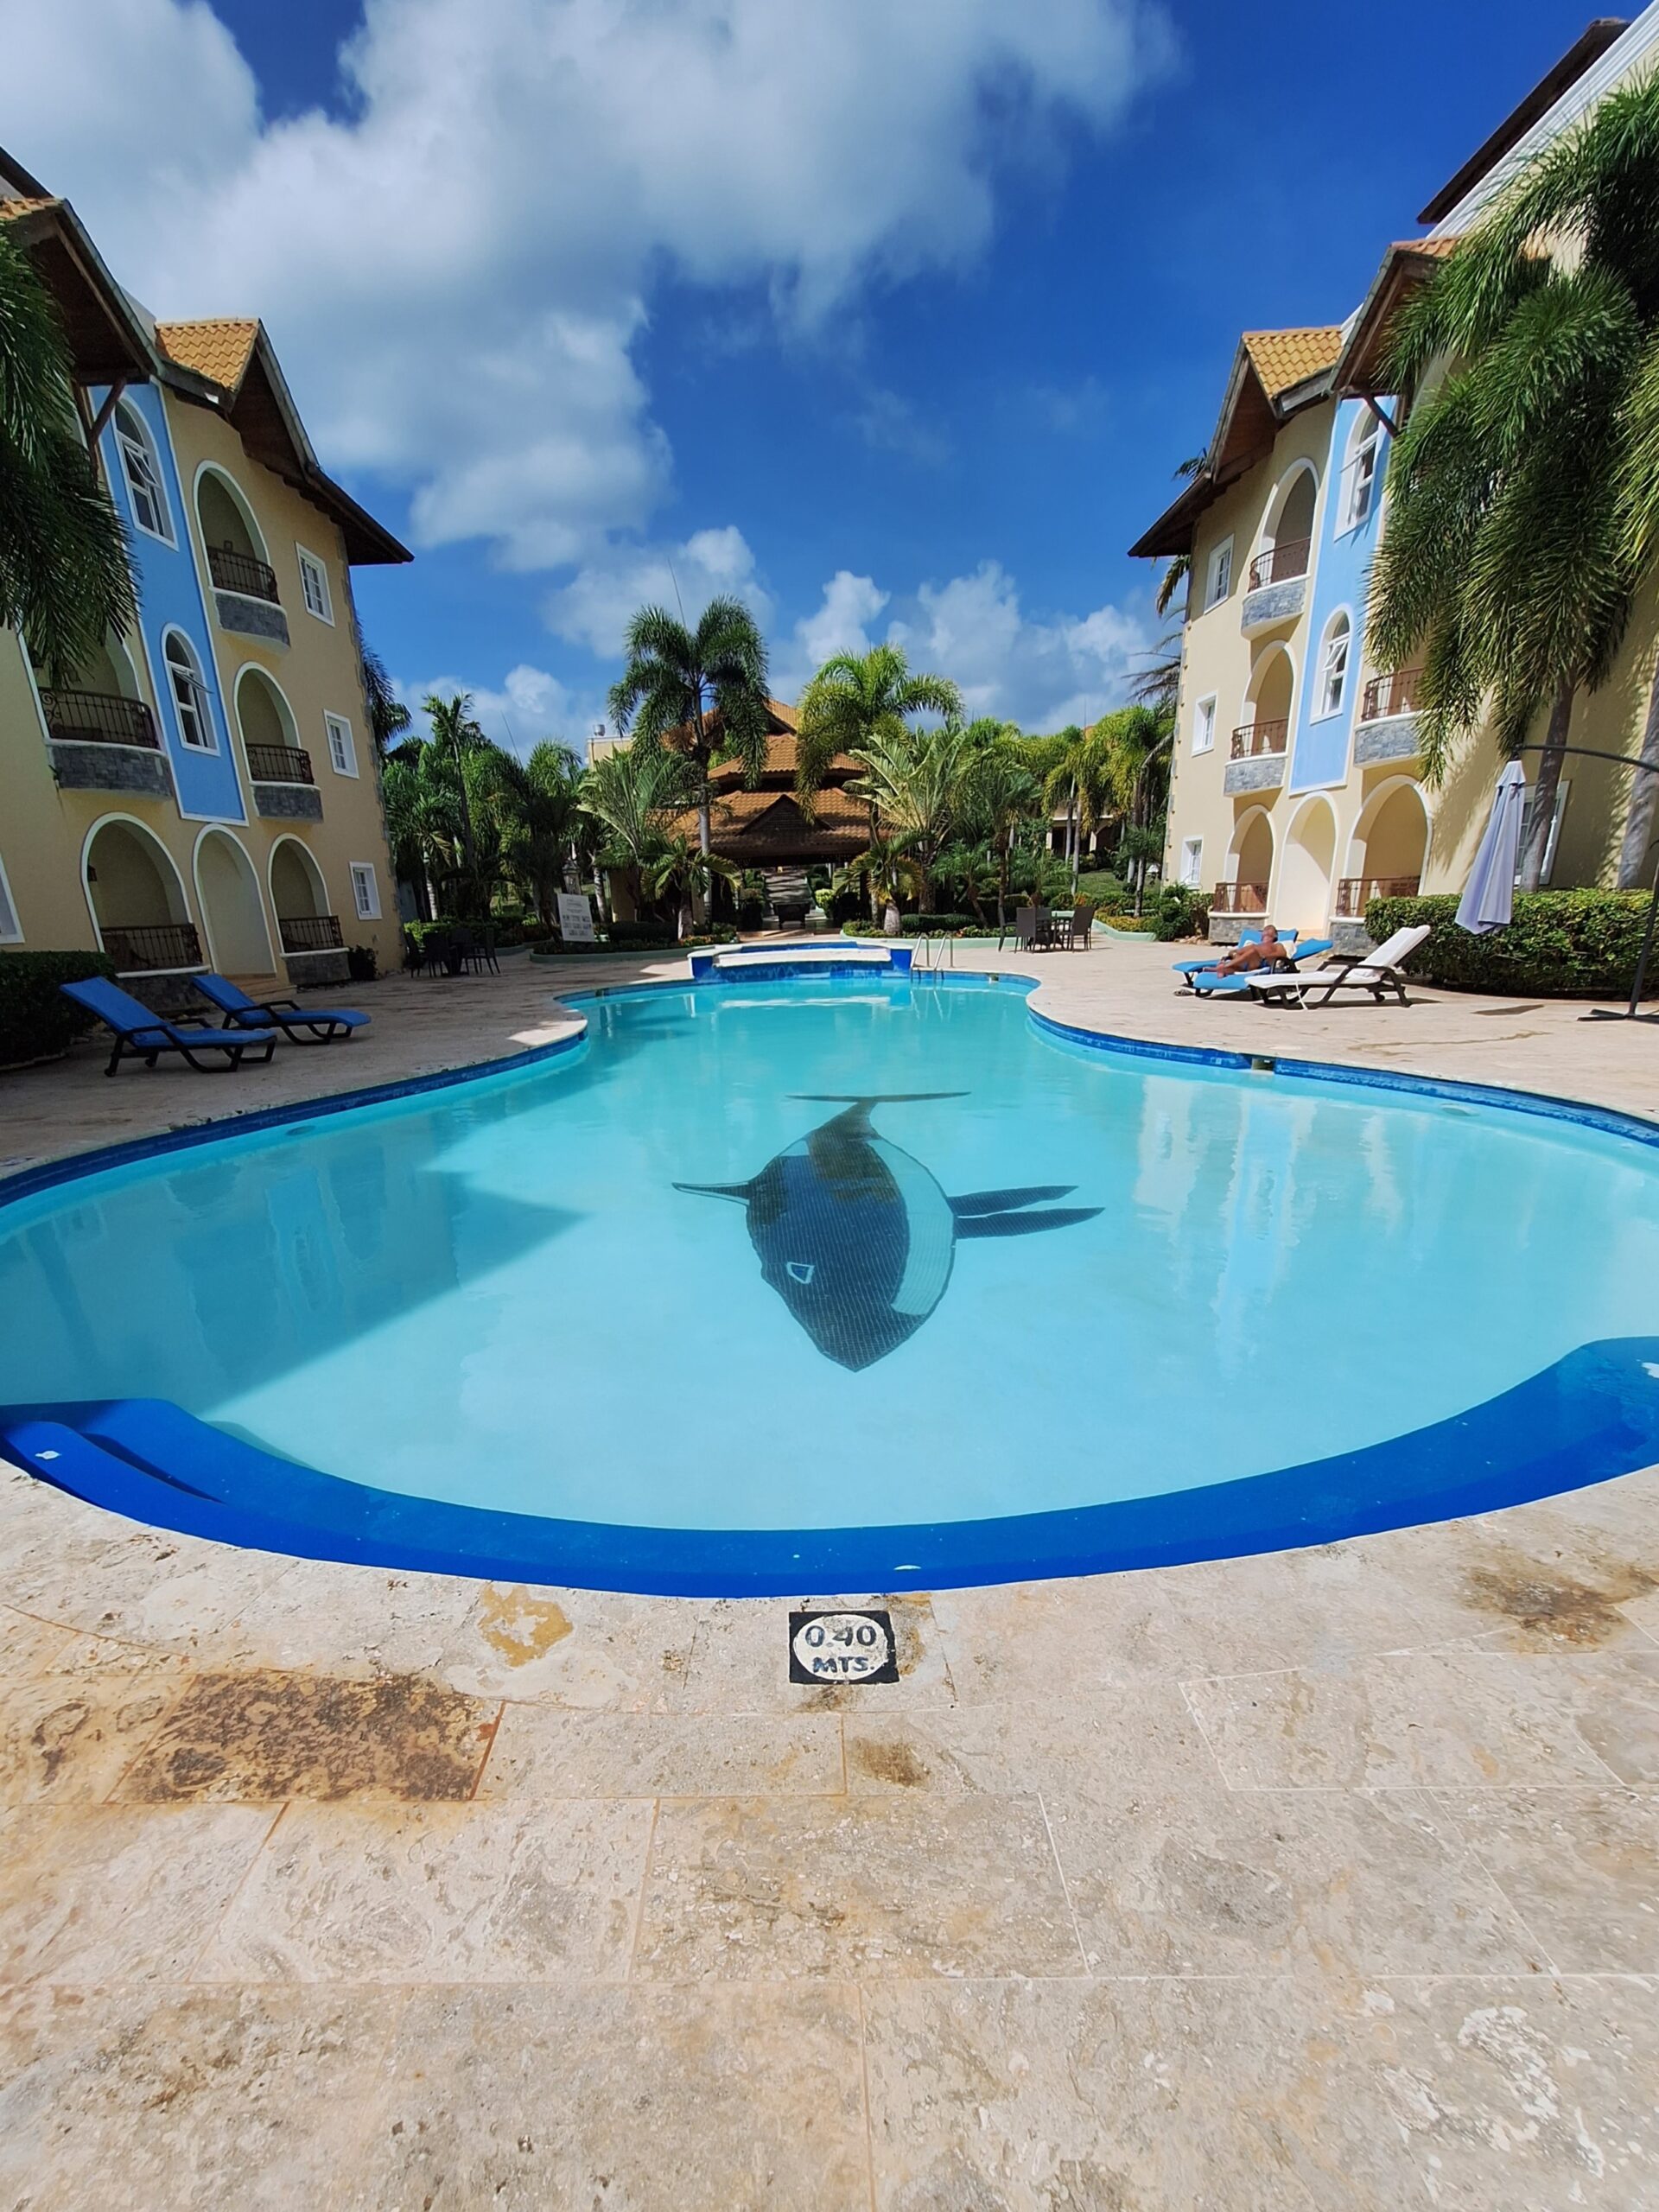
[789,1608,898,1684]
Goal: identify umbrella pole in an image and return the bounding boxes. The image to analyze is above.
[1625,845,1659,1018]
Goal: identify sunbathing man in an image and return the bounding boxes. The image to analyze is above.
[1211,925,1293,978]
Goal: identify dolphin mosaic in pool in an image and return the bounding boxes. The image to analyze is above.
[675,1094,1102,1369]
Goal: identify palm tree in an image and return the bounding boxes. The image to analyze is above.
[485,741,583,923]
[795,644,961,817]
[1039,725,1102,889]
[845,719,973,911]
[580,741,694,922]
[0,224,136,683]
[1369,68,1659,888]
[423,692,491,897]
[954,728,1042,930]
[607,598,770,861]
[360,645,411,760]
[646,835,740,940]
[831,839,927,935]
[1153,456,1207,620]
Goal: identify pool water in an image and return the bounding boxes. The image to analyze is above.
[4,972,1659,1582]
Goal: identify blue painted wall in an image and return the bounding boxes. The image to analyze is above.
[96,385,246,823]
[1287,399,1392,793]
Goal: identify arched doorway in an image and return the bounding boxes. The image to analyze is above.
[1252,464,1318,586]
[269,836,337,958]
[1223,806,1275,914]
[235,666,302,779]
[1340,779,1430,914]
[195,828,275,976]
[83,817,197,972]
[1279,794,1338,928]
[1239,645,1294,762]
[195,466,273,598]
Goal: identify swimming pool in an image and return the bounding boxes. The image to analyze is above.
[4,969,1659,1594]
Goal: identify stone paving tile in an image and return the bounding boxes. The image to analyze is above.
[862,1976,1319,2211]
[345,1983,870,2211]
[111,1669,500,1804]
[842,1686,1217,1800]
[188,1559,487,1681]
[0,1982,404,2212]
[0,1805,277,1986]
[194,1801,653,1985]
[452,1581,702,1707]
[672,1592,957,1713]
[633,1794,1083,1981]
[1426,1787,1659,1974]
[1043,1783,1546,1979]
[1542,1649,1659,1783]
[1183,1650,1624,1789]
[0,1607,78,1680]
[480,1706,843,1798]
[0,1633,187,1808]
[1371,1514,1659,1655]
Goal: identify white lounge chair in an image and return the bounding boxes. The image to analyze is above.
[1247,924,1431,1007]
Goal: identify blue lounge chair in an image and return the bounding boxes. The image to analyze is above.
[1190,938,1335,995]
[193,972,369,1044]
[60,976,279,1077]
[1173,928,1288,989]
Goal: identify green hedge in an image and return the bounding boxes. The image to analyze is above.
[0,950,118,1068]
[1365,889,1659,997]
[1147,884,1211,942]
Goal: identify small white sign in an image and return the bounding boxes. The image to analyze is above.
[556,892,596,944]
[790,1610,894,1683]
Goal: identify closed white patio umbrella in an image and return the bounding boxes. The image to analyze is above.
[1456,760,1529,936]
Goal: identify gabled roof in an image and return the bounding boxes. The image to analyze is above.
[1333,238,1459,400]
[0,191,158,389]
[1128,325,1342,559]
[670,787,869,862]
[155,317,260,395]
[1417,17,1628,224]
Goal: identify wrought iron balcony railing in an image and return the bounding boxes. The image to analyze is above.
[1211,880,1269,915]
[246,743,315,785]
[1230,719,1289,760]
[1334,874,1421,917]
[39,689,160,748]
[278,912,345,954]
[207,543,281,603]
[1245,538,1311,592]
[1359,669,1425,721]
[100,921,203,973]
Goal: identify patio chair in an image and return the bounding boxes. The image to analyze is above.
[59,976,278,1077]
[402,928,428,976]
[1014,906,1052,951]
[1173,927,1283,988]
[1189,938,1334,997]
[466,925,500,976]
[1247,925,1432,1007]
[192,973,370,1044]
[1060,900,1096,950]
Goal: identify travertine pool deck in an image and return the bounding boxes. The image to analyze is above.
[2,939,1657,2209]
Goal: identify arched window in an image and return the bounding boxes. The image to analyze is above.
[115,402,173,542]
[1341,409,1384,530]
[163,632,215,752]
[1316,613,1351,719]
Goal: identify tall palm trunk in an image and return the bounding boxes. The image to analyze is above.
[1517,683,1575,892]
[1618,667,1659,887]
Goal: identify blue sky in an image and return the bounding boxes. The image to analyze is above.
[2,1,1599,749]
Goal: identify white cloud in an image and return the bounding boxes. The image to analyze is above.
[543,525,772,659]
[883,561,1154,730]
[786,571,891,685]
[399,663,597,756]
[0,0,1169,569]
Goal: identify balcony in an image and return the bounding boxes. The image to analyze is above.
[249,743,323,822]
[40,687,174,798]
[1224,720,1289,796]
[1334,874,1421,918]
[1355,667,1425,766]
[100,921,203,974]
[207,543,289,646]
[1241,537,1310,633]
[1211,880,1268,916]
[277,912,345,955]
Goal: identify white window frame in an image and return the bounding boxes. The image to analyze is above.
[1314,614,1352,721]
[0,849,22,943]
[162,629,218,753]
[296,545,334,624]
[1192,694,1217,754]
[114,401,174,544]
[1340,412,1383,532]
[324,712,359,778]
[1179,836,1203,889]
[349,861,380,920]
[1204,536,1233,610]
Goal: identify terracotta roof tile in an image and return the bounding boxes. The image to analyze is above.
[1241,326,1344,399]
[0,195,60,221]
[154,317,259,393]
[1395,236,1459,257]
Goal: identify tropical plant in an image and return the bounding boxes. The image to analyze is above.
[1153,456,1207,619]
[831,839,927,932]
[422,692,493,895]
[951,733,1043,929]
[484,741,584,924]
[0,222,137,683]
[607,598,771,861]
[646,835,740,940]
[1368,67,1659,887]
[360,645,411,759]
[795,644,962,817]
[580,740,694,921]
[844,718,976,909]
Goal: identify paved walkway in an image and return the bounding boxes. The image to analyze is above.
[2,939,1657,2208]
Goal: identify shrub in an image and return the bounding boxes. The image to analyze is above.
[346,944,378,982]
[1147,883,1211,942]
[679,925,741,948]
[1364,889,1658,998]
[899,912,975,936]
[0,949,118,1068]
[1075,869,1129,915]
